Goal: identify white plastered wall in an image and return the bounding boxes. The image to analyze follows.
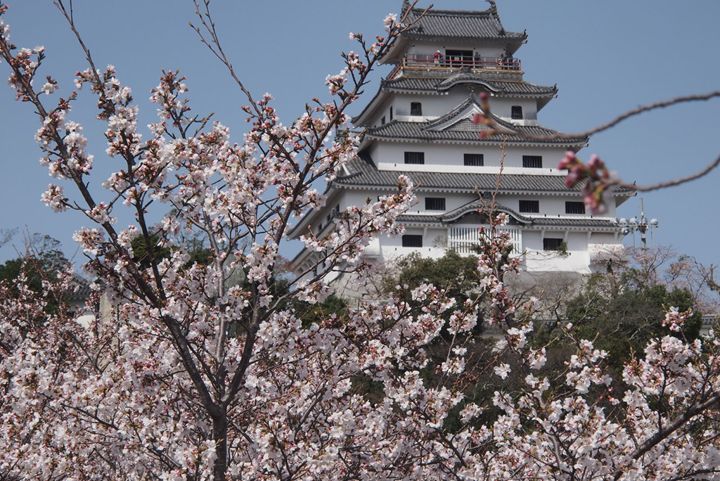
[373,142,569,175]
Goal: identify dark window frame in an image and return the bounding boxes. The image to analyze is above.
[463,153,484,166]
[565,201,586,215]
[445,49,474,66]
[404,151,425,165]
[402,234,423,248]
[425,197,446,211]
[522,155,543,168]
[390,106,393,120]
[511,105,523,119]
[519,200,540,213]
[410,102,423,116]
[543,238,565,251]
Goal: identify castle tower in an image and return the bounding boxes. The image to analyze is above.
[290,3,630,279]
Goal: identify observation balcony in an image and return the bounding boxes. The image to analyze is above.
[448,225,522,256]
[400,54,522,74]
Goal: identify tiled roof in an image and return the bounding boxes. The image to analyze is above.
[404,7,525,40]
[383,75,556,98]
[396,213,620,229]
[365,119,586,147]
[335,157,617,195]
[531,217,620,228]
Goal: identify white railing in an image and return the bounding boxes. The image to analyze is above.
[448,225,522,256]
[403,54,522,72]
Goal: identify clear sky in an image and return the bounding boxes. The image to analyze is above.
[1,1,719,268]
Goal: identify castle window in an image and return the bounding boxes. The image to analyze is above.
[381,116,386,125]
[410,102,423,116]
[519,200,540,213]
[445,49,473,66]
[425,197,446,211]
[390,106,393,120]
[511,105,523,119]
[404,151,425,164]
[464,153,484,166]
[402,235,423,248]
[565,201,586,214]
[543,238,565,251]
[522,155,543,168]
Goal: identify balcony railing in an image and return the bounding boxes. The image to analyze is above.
[448,225,522,256]
[403,54,521,72]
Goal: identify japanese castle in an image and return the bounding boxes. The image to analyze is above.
[290,1,630,280]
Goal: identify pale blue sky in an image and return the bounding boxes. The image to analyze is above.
[1,1,719,268]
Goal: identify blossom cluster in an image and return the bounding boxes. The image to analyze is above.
[558,150,617,214]
[2,3,720,480]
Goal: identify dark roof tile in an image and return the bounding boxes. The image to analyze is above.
[383,75,556,97]
[335,157,632,195]
[405,7,525,40]
[365,119,586,146]
[397,213,619,229]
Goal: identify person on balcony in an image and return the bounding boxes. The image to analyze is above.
[497,51,506,69]
[433,49,443,65]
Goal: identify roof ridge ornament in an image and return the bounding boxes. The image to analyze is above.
[401,0,412,15]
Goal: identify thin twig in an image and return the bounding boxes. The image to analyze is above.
[521,90,720,142]
[621,153,720,193]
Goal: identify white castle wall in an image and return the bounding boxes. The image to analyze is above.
[381,93,538,123]
[371,227,622,274]
[370,142,569,175]
[500,195,618,218]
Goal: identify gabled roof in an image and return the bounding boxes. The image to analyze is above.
[361,95,586,147]
[353,73,557,127]
[364,119,586,148]
[334,156,631,196]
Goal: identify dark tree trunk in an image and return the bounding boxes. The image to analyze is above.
[213,413,228,481]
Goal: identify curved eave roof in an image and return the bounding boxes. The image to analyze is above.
[385,75,557,97]
[441,200,532,224]
[404,7,526,41]
[397,213,621,231]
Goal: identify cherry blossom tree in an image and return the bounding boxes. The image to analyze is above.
[2,2,720,480]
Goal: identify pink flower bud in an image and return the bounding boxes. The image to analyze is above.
[564,172,579,188]
[588,154,603,171]
[557,151,576,170]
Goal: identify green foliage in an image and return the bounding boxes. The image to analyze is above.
[131,233,172,269]
[185,238,214,267]
[0,258,30,288]
[565,275,702,370]
[130,232,215,271]
[295,294,348,328]
[0,234,70,314]
[387,251,481,303]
